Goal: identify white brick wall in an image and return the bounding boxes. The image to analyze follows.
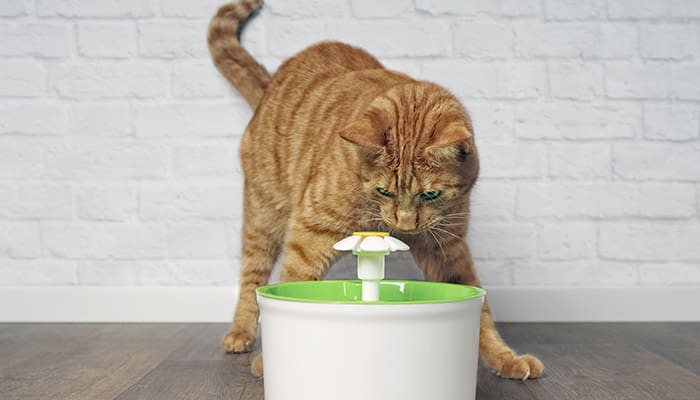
[0,0,699,288]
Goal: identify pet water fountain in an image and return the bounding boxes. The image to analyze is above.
[256,232,486,400]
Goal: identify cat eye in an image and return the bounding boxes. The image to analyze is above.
[420,190,443,201]
[376,187,395,198]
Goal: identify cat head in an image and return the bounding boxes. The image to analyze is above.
[339,82,479,234]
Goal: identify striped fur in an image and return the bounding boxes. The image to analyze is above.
[208,0,270,108]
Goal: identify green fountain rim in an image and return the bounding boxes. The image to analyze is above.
[256,280,486,305]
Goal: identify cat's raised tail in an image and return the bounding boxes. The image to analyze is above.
[208,0,270,109]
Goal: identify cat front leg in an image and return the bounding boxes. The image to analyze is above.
[411,235,545,380]
[223,185,287,354]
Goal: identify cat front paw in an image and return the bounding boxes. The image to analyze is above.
[492,353,544,380]
[222,328,256,353]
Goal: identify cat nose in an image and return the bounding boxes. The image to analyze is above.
[395,209,416,231]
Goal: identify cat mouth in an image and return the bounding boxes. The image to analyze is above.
[386,225,430,235]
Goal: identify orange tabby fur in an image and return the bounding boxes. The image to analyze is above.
[208,0,544,380]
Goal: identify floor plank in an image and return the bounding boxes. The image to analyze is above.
[114,360,249,400]
[0,323,697,400]
[0,324,185,400]
[523,344,700,400]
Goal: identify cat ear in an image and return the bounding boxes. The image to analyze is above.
[339,116,386,149]
[428,122,473,149]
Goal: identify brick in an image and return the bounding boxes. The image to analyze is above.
[454,22,512,59]
[514,262,637,286]
[548,63,602,100]
[328,22,450,57]
[613,143,700,181]
[548,143,611,179]
[139,261,236,285]
[0,102,68,135]
[69,102,131,136]
[227,220,243,259]
[0,23,72,58]
[0,183,72,220]
[515,23,596,58]
[351,0,413,17]
[162,0,224,17]
[77,261,138,285]
[594,24,637,59]
[422,61,545,99]
[478,143,546,178]
[518,182,695,219]
[0,140,43,178]
[537,222,595,260]
[171,61,230,98]
[0,61,46,97]
[45,141,168,179]
[416,0,542,17]
[516,182,638,218]
[608,0,700,19]
[36,0,155,17]
[78,22,137,59]
[640,24,697,60]
[672,66,700,100]
[608,1,700,19]
[0,226,6,256]
[599,222,700,261]
[545,0,604,20]
[167,223,229,259]
[77,185,138,221]
[5,222,42,259]
[0,222,42,259]
[139,21,209,59]
[468,223,535,260]
[668,0,700,18]
[606,64,670,99]
[515,102,640,139]
[472,260,513,285]
[52,63,168,99]
[643,105,699,141]
[607,0,669,19]
[382,59,422,78]
[140,183,243,220]
[265,0,347,17]
[268,20,328,58]
[134,102,249,137]
[640,263,700,286]
[0,0,26,16]
[638,183,696,218]
[677,224,700,260]
[43,223,166,259]
[470,181,516,219]
[467,102,514,140]
[0,261,77,285]
[172,142,240,178]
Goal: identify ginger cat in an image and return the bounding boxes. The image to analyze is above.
[208,0,543,380]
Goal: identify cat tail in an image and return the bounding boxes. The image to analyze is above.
[208,0,270,109]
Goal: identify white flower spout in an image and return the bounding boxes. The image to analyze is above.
[333,232,409,301]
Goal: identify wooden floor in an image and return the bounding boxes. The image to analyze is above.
[0,323,698,399]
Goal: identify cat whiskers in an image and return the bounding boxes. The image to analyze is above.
[431,225,462,241]
[427,228,447,261]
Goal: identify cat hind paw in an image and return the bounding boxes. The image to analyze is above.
[251,353,264,377]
